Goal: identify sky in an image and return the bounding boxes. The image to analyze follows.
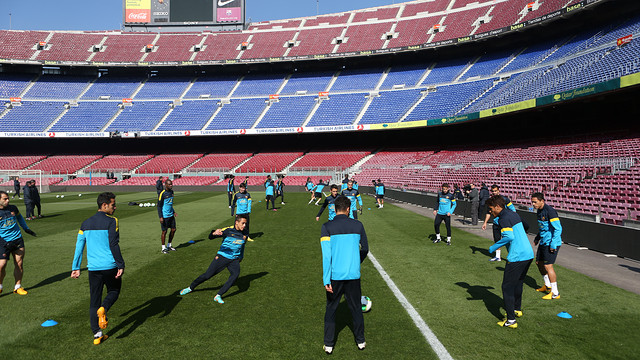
[0,0,402,31]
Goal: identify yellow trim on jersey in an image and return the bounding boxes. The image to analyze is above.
[78,230,84,235]
[501,227,513,233]
[507,202,513,207]
[550,218,560,222]
[107,215,119,232]
[320,236,330,242]
[158,190,165,201]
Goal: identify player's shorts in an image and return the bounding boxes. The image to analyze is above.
[0,237,25,259]
[376,195,384,199]
[536,244,559,264]
[161,216,176,231]
[314,192,322,199]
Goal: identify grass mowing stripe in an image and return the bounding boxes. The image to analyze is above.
[368,252,454,360]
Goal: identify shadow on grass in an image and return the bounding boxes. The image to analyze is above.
[197,271,269,299]
[24,267,88,292]
[111,292,182,338]
[334,300,359,346]
[249,232,264,239]
[620,264,640,273]
[26,213,63,220]
[175,239,205,249]
[470,245,492,258]
[456,282,504,319]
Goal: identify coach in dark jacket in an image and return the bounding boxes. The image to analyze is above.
[478,183,490,222]
[12,179,21,198]
[31,181,42,218]
[156,176,164,195]
[23,181,33,219]
[468,183,480,225]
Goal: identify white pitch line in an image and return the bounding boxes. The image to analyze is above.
[368,252,454,360]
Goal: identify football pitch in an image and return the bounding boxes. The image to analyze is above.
[1,191,639,359]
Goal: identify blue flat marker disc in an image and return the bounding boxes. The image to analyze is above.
[557,312,572,319]
[41,319,58,327]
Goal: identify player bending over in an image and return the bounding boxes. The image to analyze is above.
[487,196,534,329]
[179,214,251,304]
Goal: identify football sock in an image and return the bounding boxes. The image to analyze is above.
[544,275,551,287]
[162,245,166,251]
[551,282,559,295]
[94,331,103,338]
[495,249,501,259]
[168,243,172,248]
[436,234,441,240]
[14,284,21,290]
[447,237,451,242]
[0,284,3,291]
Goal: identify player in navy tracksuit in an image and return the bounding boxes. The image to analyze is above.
[433,183,457,245]
[0,191,36,296]
[321,195,369,354]
[531,193,563,300]
[316,185,340,221]
[71,192,124,345]
[155,176,164,195]
[275,176,285,205]
[482,185,517,261]
[487,196,534,329]
[179,214,251,304]
[158,180,177,254]
[12,178,20,199]
[226,175,236,209]
[231,183,252,236]
[342,180,363,219]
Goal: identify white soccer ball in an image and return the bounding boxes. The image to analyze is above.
[361,296,372,313]
[56,195,60,198]
[152,203,156,207]
[60,195,65,198]
[139,203,144,208]
[78,194,82,197]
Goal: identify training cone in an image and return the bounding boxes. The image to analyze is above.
[41,319,58,327]
[188,240,195,244]
[557,312,572,319]
[368,208,371,210]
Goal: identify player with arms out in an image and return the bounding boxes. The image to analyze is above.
[0,191,36,295]
[487,196,534,329]
[433,183,456,245]
[316,185,339,222]
[321,195,369,354]
[179,214,251,304]
[482,185,516,262]
[71,192,124,345]
[305,177,315,202]
[158,179,177,254]
[531,193,563,300]
[309,179,326,206]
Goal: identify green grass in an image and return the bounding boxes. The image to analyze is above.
[0,192,638,359]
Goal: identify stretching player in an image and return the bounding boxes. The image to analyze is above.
[309,179,326,206]
[433,183,456,245]
[321,195,369,354]
[342,180,363,219]
[241,176,249,188]
[305,177,315,202]
[0,191,36,295]
[531,193,562,300]
[231,183,252,236]
[265,179,277,211]
[71,192,124,345]
[487,196,534,329]
[179,214,251,304]
[226,175,235,209]
[482,185,516,261]
[316,185,340,221]
[158,179,177,254]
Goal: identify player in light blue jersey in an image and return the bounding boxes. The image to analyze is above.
[158,179,177,254]
[341,180,363,219]
[433,183,456,245]
[0,191,36,296]
[532,193,563,300]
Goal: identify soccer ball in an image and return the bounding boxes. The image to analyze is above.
[56,195,60,198]
[78,194,82,197]
[361,296,372,313]
[60,195,65,198]
[139,203,144,208]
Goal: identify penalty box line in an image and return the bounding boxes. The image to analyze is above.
[368,252,454,360]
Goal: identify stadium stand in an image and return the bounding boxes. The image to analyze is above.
[0,30,48,59]
[0,102,65,132]
[338,23,394,53]
[358,90,423,125]
[144,34,203,62]
[156,101,218,131]
[35,32,104,62]
[23,75,92,99]
[106,102,169,131]
[29,155,102,174]
[256,96,316,129]
[290,152,370,171]
[279,71,335,95]
[184,75,239,99]
[205,98,266,130]
[236,152,303,173]
[0,177,63,186]
[187,153,253,171]
[86,154,154,173]
[56,177,117,186]
[171,176,220,186]
[49,102,120,132]
[0,73,36,98]
[81,75,143,100]
[233,73,287,97]
[91,33,156,62]
[135,76,192,99]
[0,155,47,170]
[193,32,248,61]
[287,28,344,57]
[307,93,368,127]
[136,154,204,174]
[240,31,296,59]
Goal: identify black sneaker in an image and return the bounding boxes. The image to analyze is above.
[433,239,441,243]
